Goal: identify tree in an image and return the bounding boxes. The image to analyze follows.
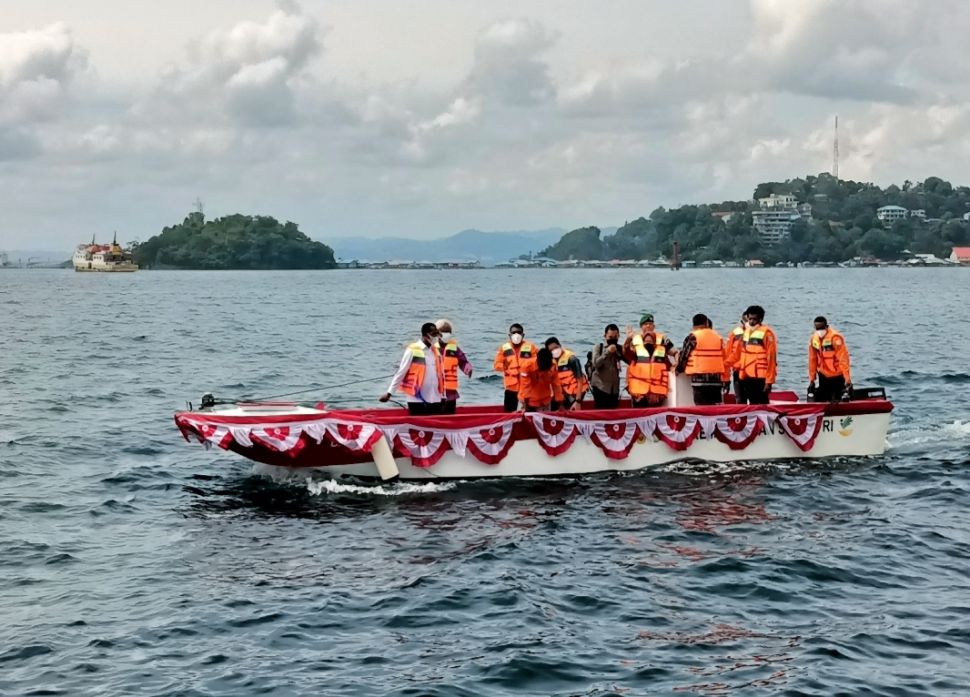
[132,213,336,269]
[539,227,603,260]
[534,173,970,264]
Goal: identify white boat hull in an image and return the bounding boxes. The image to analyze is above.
[261,411,890,481]
[175,392,892,482]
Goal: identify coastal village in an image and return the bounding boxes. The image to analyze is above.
[336,188,970,269]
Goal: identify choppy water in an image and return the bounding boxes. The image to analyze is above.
[2,268,969,696]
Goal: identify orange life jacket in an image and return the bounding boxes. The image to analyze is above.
[739,325,776,382]
[521,366,563,407]
[401,341,444,399]
[627,333,669,398]
[686,327,726,376]
[556,348,589,398]
[810,329,850,381]
[494,341,538,391]
[728,325,745,369]
[442,340,460,391]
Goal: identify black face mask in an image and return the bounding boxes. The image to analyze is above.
[606,338,619,346]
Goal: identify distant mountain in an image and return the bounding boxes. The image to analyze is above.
[329,228,566,265]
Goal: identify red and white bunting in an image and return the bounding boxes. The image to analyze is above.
[228,427,254,448]
[713,411,775,450]
[251,425,305,456]
[589,420,642,460]
[777,413,824,452]
[654,413,702,450]
[464,422,517,465]
[324,421,383,452]
[526,414,582,456]
[387,427,450,467]
[191,421,232,450]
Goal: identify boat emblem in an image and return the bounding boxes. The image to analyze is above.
[838,416,854,437]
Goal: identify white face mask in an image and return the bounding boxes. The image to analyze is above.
[815,328,827,338]
[551,347,563,359]
[510,333,523,345]
[440,332,452,342]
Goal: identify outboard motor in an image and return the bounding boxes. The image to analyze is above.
[847,386,887,401]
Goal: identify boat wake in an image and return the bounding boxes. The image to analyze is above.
[889,419,970,453]
[250,463,457,495]
[305,479,456,497]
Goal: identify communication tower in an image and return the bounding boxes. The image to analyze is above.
[833,115,839,180]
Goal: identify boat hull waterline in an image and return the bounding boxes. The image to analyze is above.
[175,400,893,481]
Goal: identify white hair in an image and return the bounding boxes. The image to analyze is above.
[435,318,453,331]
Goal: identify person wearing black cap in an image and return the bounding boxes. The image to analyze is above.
[730,305,777,405]
[623,313,677,407]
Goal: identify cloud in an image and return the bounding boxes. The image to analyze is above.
[5,0,970,249]
[0,22,86,127]
[742,0,926,102]
[140,2,322,127]
[466,18,557,105]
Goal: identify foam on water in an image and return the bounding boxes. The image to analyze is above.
[305,478,456,496]
[889,419,970,452]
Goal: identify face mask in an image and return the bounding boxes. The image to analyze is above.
[440,332,452,342]
[551,348,563,359]
[510,333,523,345]
[815,328,827,338]
[606,338,619,345]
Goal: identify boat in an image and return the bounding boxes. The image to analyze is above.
[73,234,139,272]
[174,374,893,481]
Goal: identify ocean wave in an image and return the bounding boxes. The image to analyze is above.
[474,374,505,383]
[872,371,970,386]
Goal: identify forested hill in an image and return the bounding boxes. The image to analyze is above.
[539,174,970,264]
[132,213,336,270]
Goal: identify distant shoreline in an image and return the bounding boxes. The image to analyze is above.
[11,264,964,272]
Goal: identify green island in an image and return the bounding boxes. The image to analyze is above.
[540,173,970,265]
[132,212,335,270]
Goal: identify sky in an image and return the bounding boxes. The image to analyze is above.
[3,0,970,250]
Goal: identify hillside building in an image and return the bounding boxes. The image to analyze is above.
[876,205,908,223]
[752,194,803,245]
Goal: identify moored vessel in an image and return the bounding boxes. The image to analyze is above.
[73,234,138,272]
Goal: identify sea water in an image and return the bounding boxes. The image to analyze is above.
[1,268,969,695]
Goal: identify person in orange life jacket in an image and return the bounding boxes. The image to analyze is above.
[675,313,729,405]
[589,324,623,409]
[518,347,563,412]
[727,312,748,401]
[493,323,539,413]
[544,337,587,411]
[730,305,777,405]
[435,318,473,415]
[379,322,445,415]
[622,313,677,407]
[808,316,852,402]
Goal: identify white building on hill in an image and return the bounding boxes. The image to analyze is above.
[876,205,908,223]
[752,194,802,245]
